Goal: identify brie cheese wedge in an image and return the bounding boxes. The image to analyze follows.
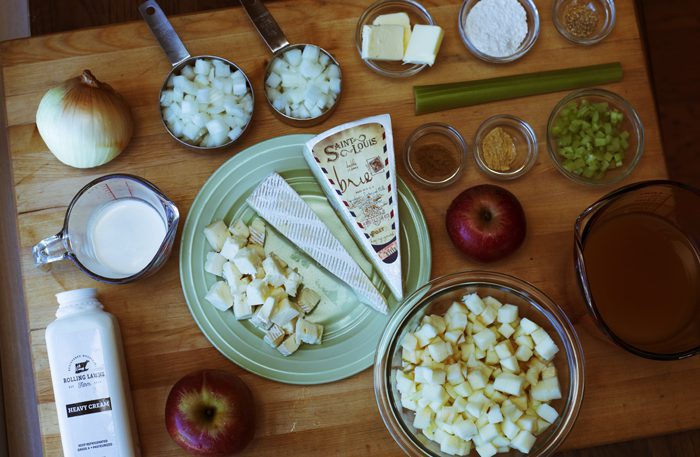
[303,114,403,301]
[247,172,387,313]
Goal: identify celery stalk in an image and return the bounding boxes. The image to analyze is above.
[414,62,623,115]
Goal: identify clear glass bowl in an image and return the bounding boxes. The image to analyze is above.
[374,271,585,457]
[474,115,538,180]
[405,123,468,188]
[552,0,616,45]
[356,0,435,78]
[458,0,540,63]
[547,88,644,186]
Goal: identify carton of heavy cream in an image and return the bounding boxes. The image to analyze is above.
[303,114,403,301]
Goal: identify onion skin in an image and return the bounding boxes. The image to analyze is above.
[36,70,134,168]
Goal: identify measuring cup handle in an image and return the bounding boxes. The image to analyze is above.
[33,232,68,268]
[139,0,191,67]
[239,0,290,54]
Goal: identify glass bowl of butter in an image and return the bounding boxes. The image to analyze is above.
[356,0,442,78]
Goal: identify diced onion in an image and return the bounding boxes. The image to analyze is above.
[265,45,341,120]
[160,58,253,148]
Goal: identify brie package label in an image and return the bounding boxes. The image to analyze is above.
[304,114,403,300]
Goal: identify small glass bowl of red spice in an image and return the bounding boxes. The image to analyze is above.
[404,123,467,188]
[553,0,616,45]
[474,114,538,180]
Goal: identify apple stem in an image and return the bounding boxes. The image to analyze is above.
[480,208,492,222]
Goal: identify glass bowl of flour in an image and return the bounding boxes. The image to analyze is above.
[458,0,540,63]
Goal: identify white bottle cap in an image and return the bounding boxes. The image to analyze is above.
[55,288,102,317]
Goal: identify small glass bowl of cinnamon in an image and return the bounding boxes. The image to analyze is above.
[404,123,468,188]
[474,114,538,180]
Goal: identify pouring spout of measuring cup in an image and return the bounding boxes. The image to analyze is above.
[239,0,290,54]
[33,232,69,270]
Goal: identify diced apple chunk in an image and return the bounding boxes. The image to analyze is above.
[473,328,497,350]
[511,430,536,453]
[536,403,559,423]
[531,377,562,401]
[519,317,539,334]
[493,373,524,396]
[497,303,519,324]
[464,293,486,314]
[427,340,452,363]
[475,442,498,457]
[415,366,446,385]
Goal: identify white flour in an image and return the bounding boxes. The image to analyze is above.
[465,0,529,57]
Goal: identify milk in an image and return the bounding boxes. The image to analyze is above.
[88,198,167,276]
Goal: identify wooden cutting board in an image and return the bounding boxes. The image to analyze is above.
[1,0,699,455]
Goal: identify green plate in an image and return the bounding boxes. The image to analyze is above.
[179,134,431,384]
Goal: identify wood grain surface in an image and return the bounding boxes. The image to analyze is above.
[2,0,700,455]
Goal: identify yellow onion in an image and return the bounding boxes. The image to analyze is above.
[36,70,134,168]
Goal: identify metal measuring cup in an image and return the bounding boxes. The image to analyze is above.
[139,0,255,150]
[239,0,342,127]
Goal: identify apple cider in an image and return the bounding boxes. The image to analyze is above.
[582,212,700,354]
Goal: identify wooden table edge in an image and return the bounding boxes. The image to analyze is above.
[0,65,44,457]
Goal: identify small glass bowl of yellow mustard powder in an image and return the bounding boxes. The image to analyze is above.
[474,114,538,180]
[405,123,468,188]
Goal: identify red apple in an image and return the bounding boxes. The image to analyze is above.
[165,370,255,456]
[446,184,526,262]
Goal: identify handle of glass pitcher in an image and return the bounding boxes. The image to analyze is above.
[33,232,69,268]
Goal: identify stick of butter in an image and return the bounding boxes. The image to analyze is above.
[361,24,405,61]
[373,12,412,50]
[403,24,444,66]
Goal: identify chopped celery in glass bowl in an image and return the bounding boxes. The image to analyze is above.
[547,88,644,186]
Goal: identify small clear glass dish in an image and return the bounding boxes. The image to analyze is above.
[553,0,616,45]
[474,115,538,180]
[404,123,467,188]
[547,88,644,186]
[458,0,540,63]
[356,0,435,78]
[374,271,585,457]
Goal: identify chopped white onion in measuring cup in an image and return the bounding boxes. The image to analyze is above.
[265,45,341,120]
[160,58,253,148]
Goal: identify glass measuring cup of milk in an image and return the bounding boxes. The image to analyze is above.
[33,174,179,283]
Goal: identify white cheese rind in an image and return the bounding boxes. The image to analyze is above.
[303,114,403,301]
[246,172,387,313]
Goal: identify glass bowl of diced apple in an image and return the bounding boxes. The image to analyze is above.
[374,271,584,457]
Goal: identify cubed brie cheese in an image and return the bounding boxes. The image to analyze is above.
[203,220,228,251]
[205,251,227,276]
[296,317,323,344]
[232,293,253,320]
[283,269,303,297]
[246,279,269,306]
[270,298,300,327]
[277,333,301,356]
[297,287,321,313]
[232,247,261,275]
[228,219,250,239]
[262,254,287,287]
[219,236,247,261]
[205,281,233,311]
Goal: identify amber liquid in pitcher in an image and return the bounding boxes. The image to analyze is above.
[582,212,700,353]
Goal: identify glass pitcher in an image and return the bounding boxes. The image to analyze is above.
[33,174,179,284]
[574,180,700,360]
